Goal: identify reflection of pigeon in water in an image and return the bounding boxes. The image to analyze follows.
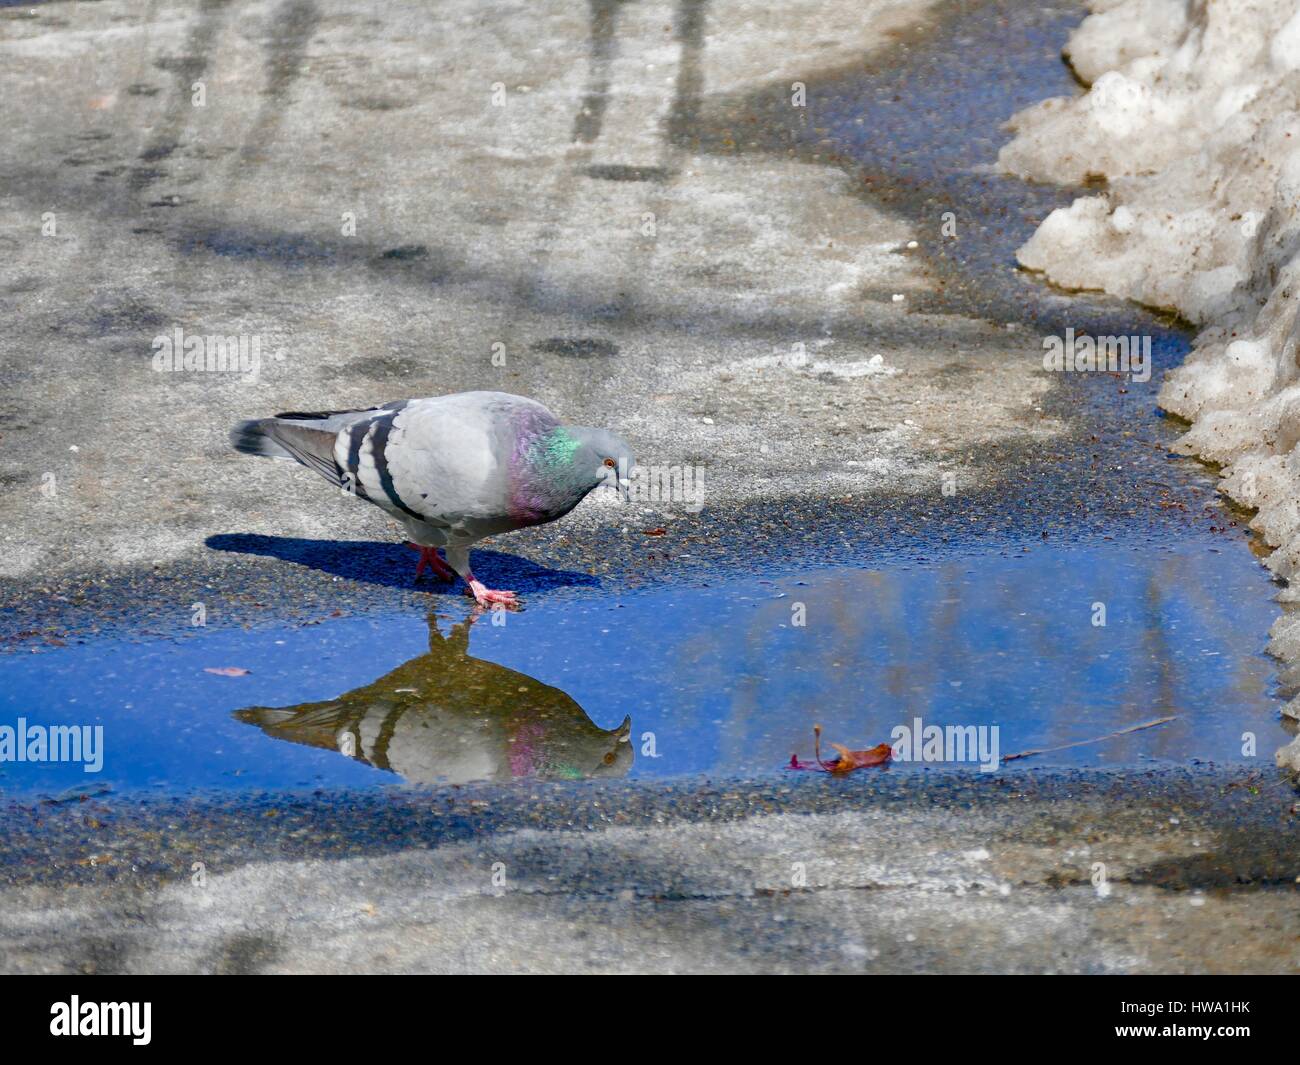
[234,614,633,785]
[230,391,635,608]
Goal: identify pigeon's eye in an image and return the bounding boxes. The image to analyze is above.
[603,751,617,765]
[603,458,617,468]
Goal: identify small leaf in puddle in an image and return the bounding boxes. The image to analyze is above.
[204,667,250,677]
[643,527,667,536]
[788,724,892,773]
[827,742,893,772]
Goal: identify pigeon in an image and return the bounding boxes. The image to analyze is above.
[234,613,634,784]
[230,391,635,607]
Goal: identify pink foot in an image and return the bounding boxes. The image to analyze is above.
[405,542,455,581]
[467,577,521,610]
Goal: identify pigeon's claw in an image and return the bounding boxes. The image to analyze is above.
[468,580,521,610]
[406,543,455,582]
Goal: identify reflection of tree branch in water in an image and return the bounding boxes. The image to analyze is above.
[1001,715,1176,763]
[234,612,632,785]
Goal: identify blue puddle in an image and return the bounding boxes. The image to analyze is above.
[0,534,1283,796]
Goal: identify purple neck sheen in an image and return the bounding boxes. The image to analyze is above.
[507,407,571,523]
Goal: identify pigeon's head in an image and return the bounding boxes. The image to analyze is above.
[589,714,635,778]
[519,424,636,518]
[566,426,637,492]
[545,714,634,780]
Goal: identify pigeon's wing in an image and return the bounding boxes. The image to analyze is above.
[333,392,558,533]
[230,402,406,489]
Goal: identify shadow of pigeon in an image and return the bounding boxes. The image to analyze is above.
[204,533,599,596]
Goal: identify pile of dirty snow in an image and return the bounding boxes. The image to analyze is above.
[998,0,1300,771]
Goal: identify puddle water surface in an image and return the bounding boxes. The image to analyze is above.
[0,0,1288,800]
[0,535,1281,796]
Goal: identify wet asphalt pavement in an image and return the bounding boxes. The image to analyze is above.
[3,764,1297,973]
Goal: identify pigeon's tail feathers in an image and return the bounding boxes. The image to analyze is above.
[230,416,344,487]
[233,705,298,728]
[230,418,294,460]
[233,702,357,753]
